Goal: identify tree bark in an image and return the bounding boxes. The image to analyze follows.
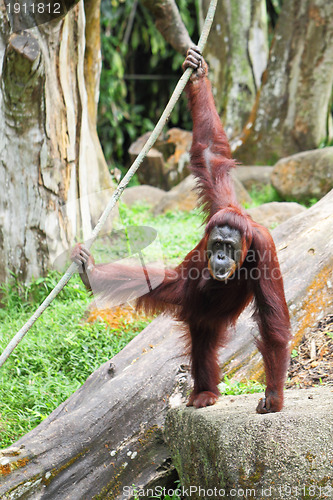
[141,0,194,56]
[235,0,333,164]
[1,190,333,498]
[200,0,269,139]
[0,3,114,283]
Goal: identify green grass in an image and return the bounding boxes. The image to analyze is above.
[0,273,149,447]
[219,377,265,396]
[246,183,319,209]
[116,201,204,265]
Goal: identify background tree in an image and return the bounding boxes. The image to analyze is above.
[0,0,114,283]
[97,0,269,168]
[0,0,195,281]
[98,0,333,171]
[235,0,333,164]
[141,0,193,55]
[200,0,269,139]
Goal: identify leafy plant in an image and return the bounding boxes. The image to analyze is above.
[219,377,265,396]
[98,0,199,170]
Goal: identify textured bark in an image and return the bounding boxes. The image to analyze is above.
[201,0,268,139]
[236,0,333,164]
[0,191,332,499]
[0,4,114,283]
[83,0,115,229]
[84,0,102,126]
[141,0,193,55]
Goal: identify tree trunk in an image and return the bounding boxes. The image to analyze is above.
[200,0,269,140]
[1,190,333,499]
[141,0,193,56]
[236,0,333,164]
[0,2,114,283]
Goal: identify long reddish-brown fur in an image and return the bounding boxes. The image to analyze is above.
[76,53,291,412]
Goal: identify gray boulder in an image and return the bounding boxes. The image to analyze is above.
[153,174,252,215]
[235,165,273,190]
[271,147,333,201]
[121,185,166,207]
[128,128,192,190]
[165,387,333,500]
[247,201,306,229]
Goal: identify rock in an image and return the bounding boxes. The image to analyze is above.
[247,201,306,229]
[152,175,198,215]
[235,165,273,190]
[271,147,333,201]
[165,128,192,186]
[128,132,166,189]
[165,387,333,500]
[231,174,253,206]
[121,185,166,207]
[128,128,192,190]
[153,174,252,215]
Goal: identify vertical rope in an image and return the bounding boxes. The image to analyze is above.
[0,0,218,368]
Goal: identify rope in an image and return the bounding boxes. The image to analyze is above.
[0,0,218,369]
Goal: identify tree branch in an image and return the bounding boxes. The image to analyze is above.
[141,0,193,55]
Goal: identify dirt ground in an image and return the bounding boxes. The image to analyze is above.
[286,314,333,389]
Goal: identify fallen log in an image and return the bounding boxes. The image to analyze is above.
[1,190,333,499]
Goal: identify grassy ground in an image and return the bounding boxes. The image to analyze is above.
[0,273,152,447]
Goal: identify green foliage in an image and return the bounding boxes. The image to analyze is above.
[151,488,182,500]
[306,197,319,207]
[219,377,265,396]
[270,0,284,14]
[0,274,149,447]
[318,137,333,148]
[98,0,199,170]
[246,183,319,213]
[282,194,319,208]
[246,183,320,209]
[266,0,284,31]
[0,271,86,312]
